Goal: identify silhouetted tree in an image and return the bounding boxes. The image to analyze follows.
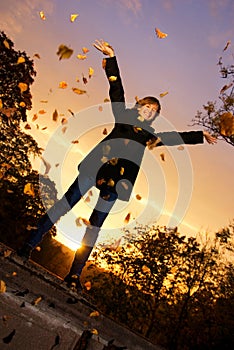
[191,50,234,146]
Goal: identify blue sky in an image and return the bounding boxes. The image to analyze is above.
[1,0,233,248]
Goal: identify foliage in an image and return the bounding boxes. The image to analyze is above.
[84,224,234,350]
[191,51,234,146]
[0,31,57,248]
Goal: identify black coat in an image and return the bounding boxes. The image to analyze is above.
[78,56,204,201]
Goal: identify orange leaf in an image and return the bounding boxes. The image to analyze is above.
[84,281,92,290]
[98,106,103,112]
[61,126,67,134]
[102,128,108,135]
[71,139,79,144]
[136,194,142,200]
[124,213,131,224]
[17,56,25,64]
[24,183,35,197]
[24,123,31,130]
[39,11,46,20]
[160,153,165,161]
[52,109,58,122]
[155,27,168,39]
[61,118,67,125]
[18,82,28,93]
[89,310,100,317]
[72,87,86,95]
[32,296,42,305]
[70,14,79,22]
[59,81,68,89]
[0,280,6,293]
[109,76,117,82]
[82,47,89,54]
[38,109,46,114]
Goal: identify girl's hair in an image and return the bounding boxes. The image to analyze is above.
[133,96,161,123]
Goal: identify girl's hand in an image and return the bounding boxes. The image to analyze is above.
[93,39,115,57]
[203,131,217,144]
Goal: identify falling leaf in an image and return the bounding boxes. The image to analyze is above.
[97,178,106,186]
[17,56,25,64]
[3,39,10,49]
[70,14,79,22]
[109,158,118,166]
[136,194,142,200]
[55,163,60,167]
[177,145,184,151]
[91,329,98,335]
[0,280,6,293]
[103,128,108,135]
[109,75,117,82]
[62,126,67,133]
[223,40,231,51]
[38,109,46,114]
[41,157,51,175]
[61,118,67,125]
[4,249,12,258]
[124,213,131,224]
[3,330,16,344]
[39,11,46,20]
[89,310,100,317]
[220,83,233,94]
[89,67,94,78]
[19,101,26,107]
[84,196,90,203]
[59,81,68,89]
[40,100,48,103]
[72,87,86,95]
[33,53,41,59]
[219,111,234,137]
[18,82,28,93]
[52,109,58,121]
[104,98,110,103]
[77,54,87,60]
[57,44,73,60]
[24,183,35,196]
[68,108,74,116]
[120,167,124,175]
[82,47,89,54]
[35,246,41,252]
[155,27,168,39]
[160,153,165,161]
[0,99,2,109]
[142,265,151,273]
[41,126,47,130]
[84,281,92,290]
[159,91,169,98]
[32,296,42,305]
[71,139,79,144]
[82,75,88,84]
[107,179,115,187]
[24,123,31,130]
[12,271,17,276]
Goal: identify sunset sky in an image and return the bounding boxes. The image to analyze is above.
[1,0,233,250]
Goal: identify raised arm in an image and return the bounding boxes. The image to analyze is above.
[93,39,126,118]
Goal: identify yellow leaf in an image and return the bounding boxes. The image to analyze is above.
[120,167,124,175]
[39,11,46,20]
[89,310,100,317]
[107,178,115,187]
[18,82,28,93]
[109,76,117,82]
[0,280,6,293]
[19,102,26,107]
[17,56,25,64]
[77,54,87,60]
[109,158,118,166]
[155,27,168,39]
[4,249,12,258]
[59,81,68,89]
[12,271,17,276]
[32,296,42,305]
[82,47,89,54]
[104,98,110,103]
[72,87,86,95]
[3,40,10,49]
[0,99,2,109]
[88,67,94,78]
[24,183,35,197]
[70,14,79,22]
[57,44,73,60]
[91,329,98,335]
[159,91,169,98]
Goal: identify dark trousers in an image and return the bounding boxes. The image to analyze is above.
[27,174,117,276]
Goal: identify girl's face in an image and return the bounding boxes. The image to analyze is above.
[138,103,159,122]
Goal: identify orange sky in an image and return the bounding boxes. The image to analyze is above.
[1,0,234,249]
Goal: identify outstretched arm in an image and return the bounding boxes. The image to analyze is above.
[203,131,217,144]
[93,39,126,118]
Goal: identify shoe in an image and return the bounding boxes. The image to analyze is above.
[17,243,32,260]
[64,274,82,292]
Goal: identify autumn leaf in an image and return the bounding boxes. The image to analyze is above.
[57,44,73,60]
[68,108,74,116]
[4,249,12,258]
[98,106,103,112]
[41,157,51,175]
[82,75,88,84]
[19,101,26,107]
[160,153,165,161]
[102,128,108,135]
[136,194,142,200]
[104,98,110,103]
[17,56,25,64]
[52,109,58,122]
[91,329,98,335]
[124,213,131,224]
[72,87,86,95]
[24,123,31,130]
[109,75,117,82]
[41,126,47,130]
[18,82,28,93]
[177,145,184,151]
[88,67,94,78]
[3,39,10,49]
[38,109,46,114]
[24,183,35,196]
[155,27,168,39]
[0,280,6,293]
[97,178,106,186]
[77,54,87,60]
[61,118,67,125]
[59,81,68,89]
[32,114,38,122]
[120,167,124,175]
[40,100,48,103]
[84,196,90,203]
[70,14,79,22]
[33,53,41,59]
[219,112,234,137]
[82,47,89,54]
[0,99,2,109]
[223,40,231,51]
[220,83,233,94]
[89,310,100,317]
[32,296,42,305]
[71,139,79,144]
[62,126,67,134]
[84,281,92,290]
[159,91,169,98]
[39,11,46,20]
[109,158,118,166]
